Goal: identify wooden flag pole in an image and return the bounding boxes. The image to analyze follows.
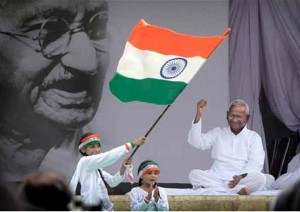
[129,104,171,158]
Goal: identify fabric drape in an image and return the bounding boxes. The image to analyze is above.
[229,0,300,172]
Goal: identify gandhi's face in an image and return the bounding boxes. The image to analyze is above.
[0,0,109,129]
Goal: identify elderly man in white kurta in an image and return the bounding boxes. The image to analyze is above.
[187,99,267,195]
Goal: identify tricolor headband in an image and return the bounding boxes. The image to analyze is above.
[138,161,160,178]
[79,134,101,150]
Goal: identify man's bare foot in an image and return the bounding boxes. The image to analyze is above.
[237,187,250,195]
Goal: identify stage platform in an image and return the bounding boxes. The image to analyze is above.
[110,195,276,211]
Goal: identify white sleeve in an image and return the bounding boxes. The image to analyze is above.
[129,188,149,211]
[101,170,125,188]
[81,145,129,171]
[187,119,218,150]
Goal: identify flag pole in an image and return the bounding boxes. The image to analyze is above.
[129,104,171,158]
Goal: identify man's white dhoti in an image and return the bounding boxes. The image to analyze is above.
[189,169,266,194]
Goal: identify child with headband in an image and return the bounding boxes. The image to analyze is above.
[129,160,169,211]
[69,133,145,211]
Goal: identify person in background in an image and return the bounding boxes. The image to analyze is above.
[0,0,109,181]
[69,133,145,211]
[272,144,300,190]
[18,170,72,210]
[187,99,270,195]
[129,160,169,211]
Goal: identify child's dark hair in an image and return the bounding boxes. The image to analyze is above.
[78,133,101,156]
[137,160,159,187]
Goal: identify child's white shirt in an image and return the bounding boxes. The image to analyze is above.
[129,186,169,211]
[69,145,129,210]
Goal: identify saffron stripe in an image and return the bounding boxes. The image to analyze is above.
[81,134,100,143]
[128,19,228,59]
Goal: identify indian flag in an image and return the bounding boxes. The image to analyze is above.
[110,19,230,105]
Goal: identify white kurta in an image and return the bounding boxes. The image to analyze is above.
[188,120,266,193]
[129,187,169,211]
[69,144,129,211]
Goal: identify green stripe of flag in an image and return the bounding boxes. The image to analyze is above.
[109,73,187,105]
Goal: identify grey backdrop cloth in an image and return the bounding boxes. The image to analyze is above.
[229,0,300,172]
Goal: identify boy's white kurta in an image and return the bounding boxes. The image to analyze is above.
[187,119,266,193]
[129,187,169,211]
[69,145,130,210]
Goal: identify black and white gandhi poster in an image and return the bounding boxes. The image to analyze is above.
[0,0,228,183]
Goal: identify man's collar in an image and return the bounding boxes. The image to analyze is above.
[229,125,248,135]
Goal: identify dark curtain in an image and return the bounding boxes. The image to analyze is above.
[229,0,300,172]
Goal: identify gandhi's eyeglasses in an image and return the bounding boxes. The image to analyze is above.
[0,12,107,59]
